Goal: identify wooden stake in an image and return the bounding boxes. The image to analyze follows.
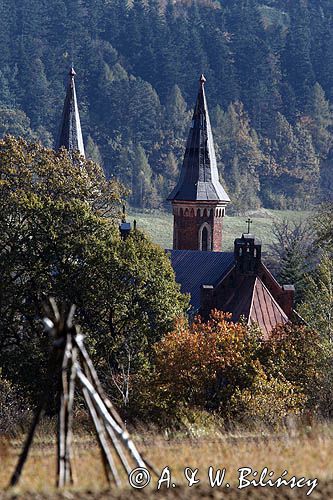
[82,386,121,486]
[57,335,70,488]
[65,343,77,485]
[79,353,132,475]
[9,401,45,487]
[75,337,124,428]
[76,366,147,469]
[9,347,61,488]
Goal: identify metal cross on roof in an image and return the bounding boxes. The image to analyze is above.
[245,217,253,234]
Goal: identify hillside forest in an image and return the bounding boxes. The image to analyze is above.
[0,0,333,212]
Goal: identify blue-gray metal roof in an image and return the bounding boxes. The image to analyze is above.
[167,75,230,203]
[168,249,234,311]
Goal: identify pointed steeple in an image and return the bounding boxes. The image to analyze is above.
[55,67,85,158]
[168,75,229,202]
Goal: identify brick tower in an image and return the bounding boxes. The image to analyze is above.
[167,75,230,251]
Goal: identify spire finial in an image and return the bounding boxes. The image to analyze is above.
[69,67,76,78]
[199,74,206,87]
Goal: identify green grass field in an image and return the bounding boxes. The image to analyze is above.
[128,208,311,252]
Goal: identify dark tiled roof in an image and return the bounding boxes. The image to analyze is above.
[168,249,234,310]
[55,68,85,158]
[167,75,230,203]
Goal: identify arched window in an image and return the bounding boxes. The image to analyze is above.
[198,223,212,251]
[202,226,208,251]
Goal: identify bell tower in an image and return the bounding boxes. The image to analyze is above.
[167,75,230,251]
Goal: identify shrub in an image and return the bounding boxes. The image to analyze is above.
[0,373,30,435]
[142,311,308,427]
[228,364,305,427]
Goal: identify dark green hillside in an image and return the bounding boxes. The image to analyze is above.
[0,0,332,210]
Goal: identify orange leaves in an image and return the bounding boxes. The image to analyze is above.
[153,310,259,408]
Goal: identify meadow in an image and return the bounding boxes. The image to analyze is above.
[128,208,311,251]
[0,422,332,498]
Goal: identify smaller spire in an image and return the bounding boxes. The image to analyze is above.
[55,67,85,158]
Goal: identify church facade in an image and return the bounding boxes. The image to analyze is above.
[167,75,295,337]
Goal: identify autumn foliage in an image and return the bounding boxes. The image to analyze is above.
[153,311,260,409]
[138,311,327,427]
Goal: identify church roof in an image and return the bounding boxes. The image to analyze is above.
[221,275,289,338]
[250,278,289,338]
[169,250,289,337]
[168,249,234,310]
[167,75,230,203]
[55,67,85,158]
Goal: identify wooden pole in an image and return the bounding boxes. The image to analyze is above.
[82,386,121,486]
[9,347,61,488]
[76,366,147,469]
[64,342,77,485]
[57,335,69,488]
[9,401,45,487]
[75,337,124,428]
[79,353,132,475]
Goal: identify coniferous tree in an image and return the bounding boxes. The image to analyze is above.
[0,0,331,208]
[298,254,333,342]
[282,0,315,110]
[131,144,153,207]
[306,82,333,159]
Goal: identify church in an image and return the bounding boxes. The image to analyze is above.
[56,69,295,338]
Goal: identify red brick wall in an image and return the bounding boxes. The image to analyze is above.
[211,216,223,251]
[172,203,225,251]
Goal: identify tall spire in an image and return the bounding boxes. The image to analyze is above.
[167,74,229,202]
[55,67,85,158]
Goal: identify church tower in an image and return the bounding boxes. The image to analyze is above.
[55,67,85,158]
[167,75,230,251]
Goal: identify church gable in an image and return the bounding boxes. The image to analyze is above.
[249,277,289,338]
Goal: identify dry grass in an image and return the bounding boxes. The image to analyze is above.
[1,422,333,496]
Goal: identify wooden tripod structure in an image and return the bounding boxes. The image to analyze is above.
[9,299,154,489]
